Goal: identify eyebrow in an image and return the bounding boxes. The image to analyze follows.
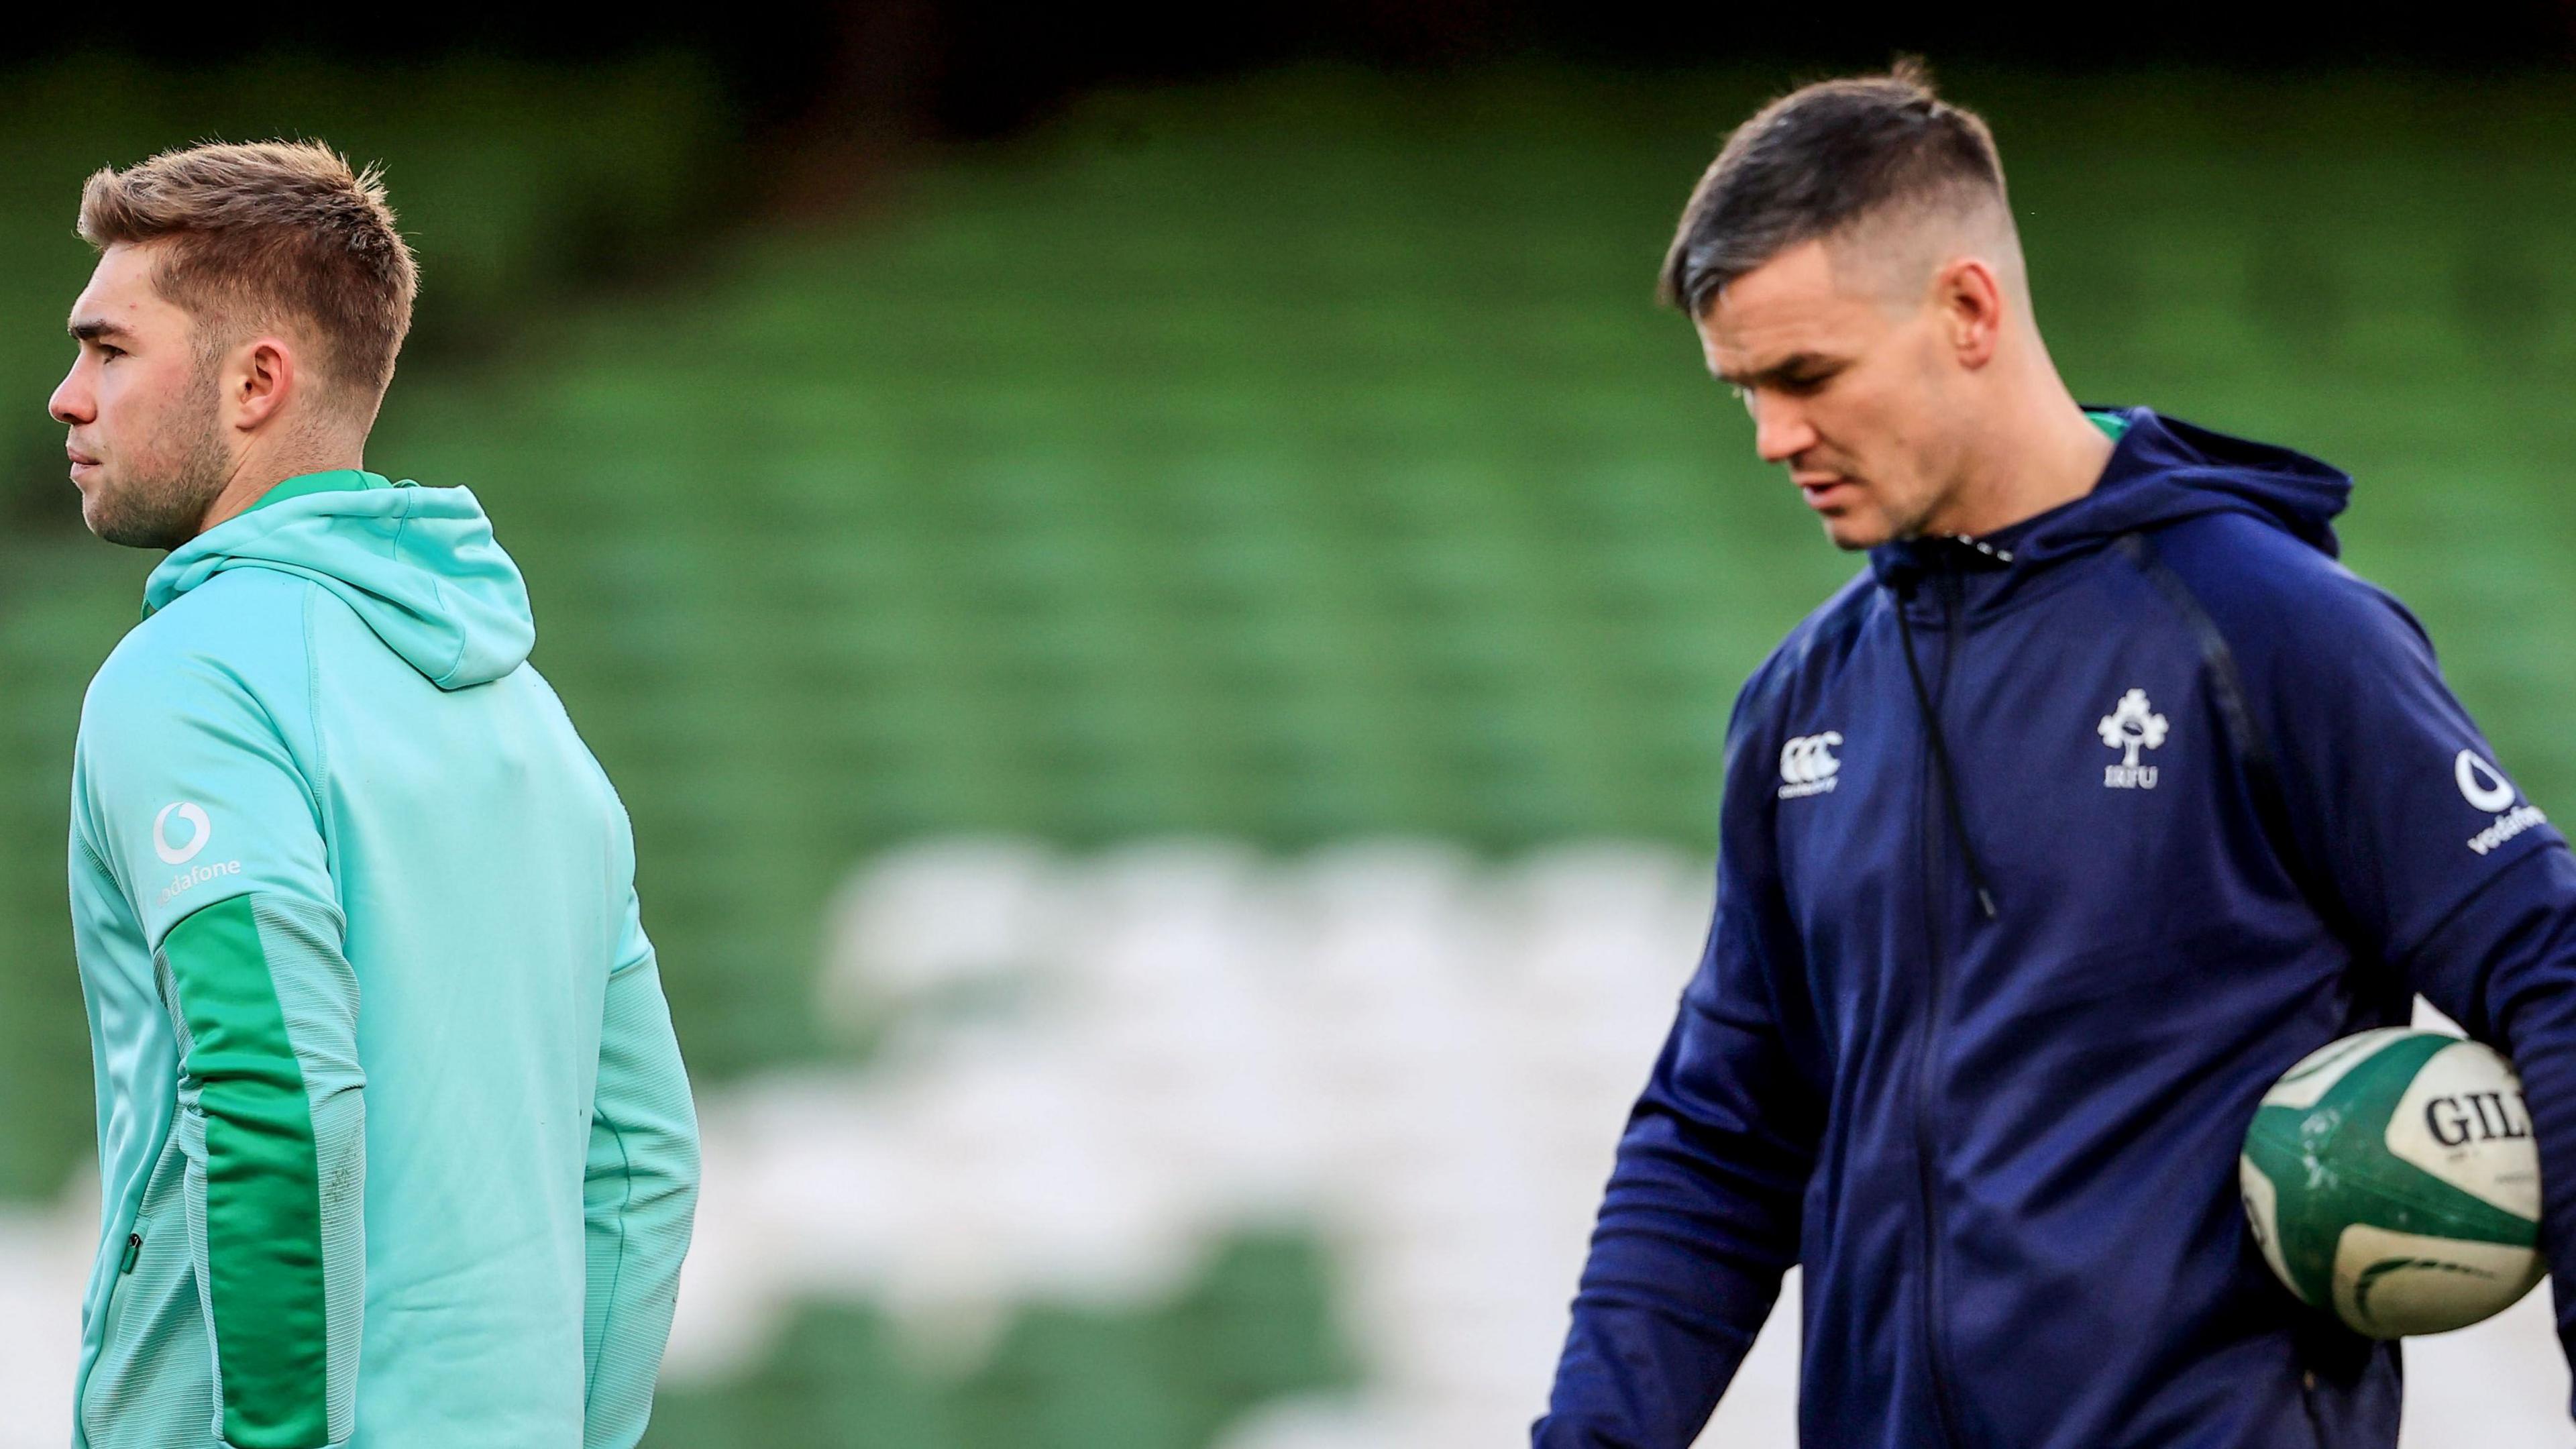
[68,317,132,343]
[1717,351,1843,389]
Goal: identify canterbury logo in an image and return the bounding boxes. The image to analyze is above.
[1778,732,1843,799]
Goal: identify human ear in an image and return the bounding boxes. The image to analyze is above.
[229,335,299,432]
[1935,258,2006,370]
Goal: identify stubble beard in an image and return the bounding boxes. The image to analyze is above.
[1821,489,1929,553]
[85,369,233,551]
[1866,475,1963,551]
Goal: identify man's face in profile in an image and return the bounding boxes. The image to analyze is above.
[1698,237,1964,551]
[52,241,233,549]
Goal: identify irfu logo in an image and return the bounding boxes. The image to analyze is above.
[2096,688,2168,790]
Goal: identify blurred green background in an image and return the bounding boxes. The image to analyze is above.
[5,38,2576,1449]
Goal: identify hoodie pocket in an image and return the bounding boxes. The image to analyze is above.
[80,1222,208,1449]
[95,1221,146,1346]
[81,1134,206,1449]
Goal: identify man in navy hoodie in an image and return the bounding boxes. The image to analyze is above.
[1535,64,2576,1448]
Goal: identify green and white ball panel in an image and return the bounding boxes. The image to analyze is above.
[2328,1224,2541,1340]
[2241,1030,2544,1339]
[2384,1036,2543,1219]
[2240,1153,2294,1298]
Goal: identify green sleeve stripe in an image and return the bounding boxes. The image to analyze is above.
[165,894,332,1447]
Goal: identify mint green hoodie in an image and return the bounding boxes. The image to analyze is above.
[67,472,698,1449]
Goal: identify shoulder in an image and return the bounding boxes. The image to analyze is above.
[83,569,317,741]
[1721,568,1880,783]
[2141,511,2434,688]
[1734,570,1880,729]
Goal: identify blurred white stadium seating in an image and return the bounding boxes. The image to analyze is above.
[0,840,2560,1446]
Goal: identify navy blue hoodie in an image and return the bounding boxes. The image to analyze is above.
[1537,408,2576,1448]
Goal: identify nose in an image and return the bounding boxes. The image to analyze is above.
[1747,390,1818,466]
[50,363,91,428]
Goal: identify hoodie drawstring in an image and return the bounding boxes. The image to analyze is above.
[1894,582,1999,921]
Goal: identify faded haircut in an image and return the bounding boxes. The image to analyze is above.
[78,140,419,418]
[1661,61,2009,317]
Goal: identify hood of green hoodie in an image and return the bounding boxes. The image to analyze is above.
[144,470,535,690]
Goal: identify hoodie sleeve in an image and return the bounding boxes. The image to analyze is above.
[75,602,362,1449]
[2153,526,2576,1399]
[1534,669,1826,1448]
[582,883,700,1449]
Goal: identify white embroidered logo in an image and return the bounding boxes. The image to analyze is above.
[152,802,211,865]
[2457,749,2548,857]
[2097,688,2168,790]
[1779,732,1843,800]
[2456,750,2517,813]
[148,801,241,908]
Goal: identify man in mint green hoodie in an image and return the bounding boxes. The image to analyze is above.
[50,141,699,1448]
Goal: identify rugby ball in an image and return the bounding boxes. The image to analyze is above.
[2240,1028,2545,1338]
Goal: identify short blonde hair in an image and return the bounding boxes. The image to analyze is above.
[78,140,419,414]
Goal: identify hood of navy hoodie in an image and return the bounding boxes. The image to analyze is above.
[1868,407,2353,602]
[142,470,535,690]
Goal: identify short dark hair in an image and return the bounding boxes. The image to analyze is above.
[1661,62,2006,317]
[78,140,418,417]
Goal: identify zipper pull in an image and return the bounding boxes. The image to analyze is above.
[119,1232,141,1275]
[1975,887,1998,920]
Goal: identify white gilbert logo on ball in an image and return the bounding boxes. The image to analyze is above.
[2241,1028,2544,1338]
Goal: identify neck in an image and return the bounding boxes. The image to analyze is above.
[1923,374,2114,540]
[191,439,365,539]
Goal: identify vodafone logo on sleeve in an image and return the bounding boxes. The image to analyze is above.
[2455,751,2516,814]
[2456,750,2548,857]
[150,802,239,907]
[153,802,212,863]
